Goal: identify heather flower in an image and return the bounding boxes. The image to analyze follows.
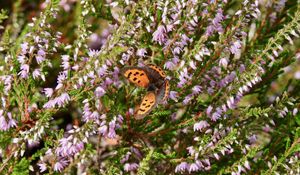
[169,91,178,101]
[38,162,47,172]
[152,25,168,45]
[36,50,46,64]
[7,113,17,128]
[219,57,228,68]
[189,163,199,173]
[107,120,117,138]
[124,163,139,172]
[0,114,8,131]
[56,93,70,107]
[189,60,197,70]
[1,0,300,174]
[17,55,26,64]
[244,161,251,170]
[95,86,106,97]
[61,55,70,70]
[164,60,176,70]
[136,48,147,57]
[32,69,43,80]
[18,64,30,78]
[192,85,202,94]
[194,121,210,132]
[43,88,54,97]
[53,158,68,172]
[88,49,101,57]
[205,9,224,36]
[206,106,213,115]
[98,124,108,135]
[230,40,242,54]
[175,162,189,173]
[20,42,29,54]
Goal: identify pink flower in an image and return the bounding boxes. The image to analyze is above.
[95,86,106,97]
[152,25,168,45]
[124,163,139,172]
[230,40,242,54]
[189,163,199,173]
[0,114,8,131]
[194,121,210,132]
[175,162,189,173]
[43,88,54,97]
[20,42,29,54]
[53,158,68,172]
[7,112,17,128]
[18,64,30,79]
[136,48,147,57]
[38,162,47,172]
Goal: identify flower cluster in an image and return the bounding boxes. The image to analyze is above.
[0,0,300,174]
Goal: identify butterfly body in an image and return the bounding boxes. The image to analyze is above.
[122,64,170,119]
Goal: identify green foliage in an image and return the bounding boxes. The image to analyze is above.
[11,158,30,175]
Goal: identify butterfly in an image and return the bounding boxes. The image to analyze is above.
[122,64,170,119]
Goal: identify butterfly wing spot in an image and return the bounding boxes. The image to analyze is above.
[126,72,132,78]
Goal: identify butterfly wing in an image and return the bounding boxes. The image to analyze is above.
[144,64,167,89]
[135,91,157,119]
[122,67,150,88]
[157,80,170,103]
[147,64,166,78]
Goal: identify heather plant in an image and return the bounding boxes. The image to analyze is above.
[0,0,300,174]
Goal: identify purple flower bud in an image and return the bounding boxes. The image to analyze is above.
[230,40,242,54]
[38,162,47,172]
[95,86,106,97]
[136,48,147,57]
[152,25,168,45]
[164,61,176,70]
[189,163,199,173]
[206,106,213,116]
[175,162,189,173]
[0,114,8,131]
[43,88,54,97]
[244,161,251,170]
[18,64,30,79]
[20,42,29,54]
[192,85,202,94]
[53,158,68,172]
[194,121,210,132]
[7,112,17,129]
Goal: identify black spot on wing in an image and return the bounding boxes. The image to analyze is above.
[127,72,132,78]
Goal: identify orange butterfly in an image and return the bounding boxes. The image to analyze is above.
[122,64,170,119]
